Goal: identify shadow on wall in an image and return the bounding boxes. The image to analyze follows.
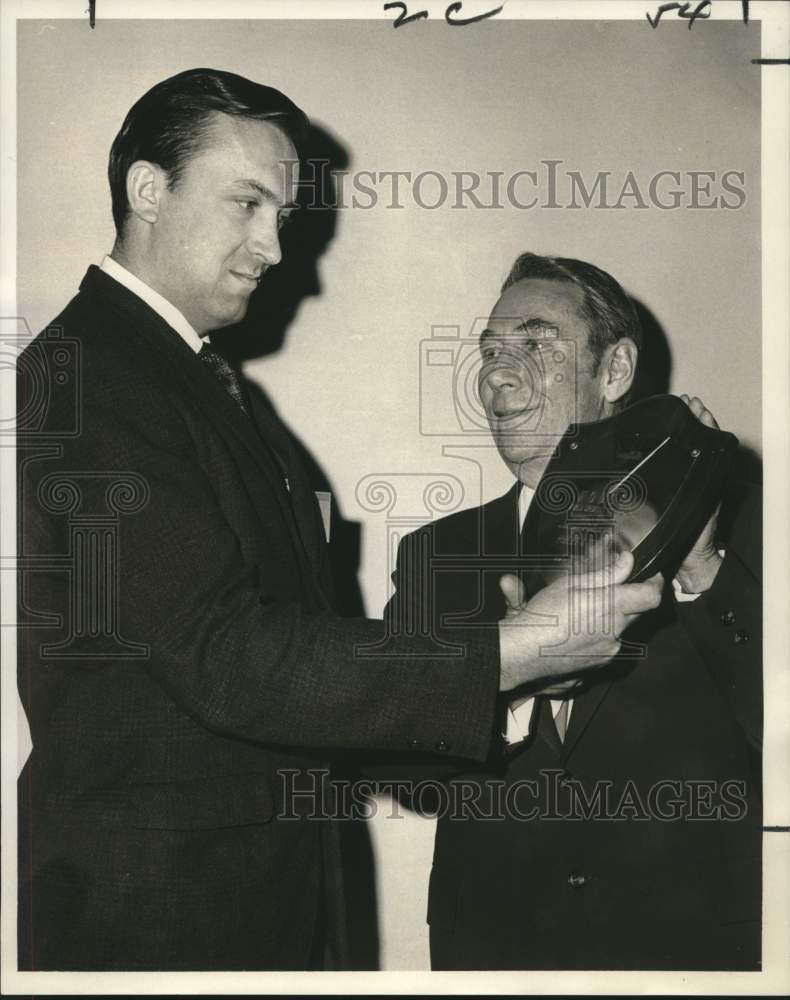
[630,297,672,402]
[630,296,761,483]
[215,120,366,620]
[214,122,381,970]
[215,122,346,361]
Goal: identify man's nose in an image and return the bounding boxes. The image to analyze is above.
[249,216,283,267]
[484,361,526,393]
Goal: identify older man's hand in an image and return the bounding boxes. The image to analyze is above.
[675,394,724,594]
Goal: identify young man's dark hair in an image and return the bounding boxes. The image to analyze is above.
[108,67,309,236]
[502,252,643,374]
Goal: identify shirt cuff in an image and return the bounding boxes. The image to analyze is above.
[504,696,535,744]
[673,548,726,602]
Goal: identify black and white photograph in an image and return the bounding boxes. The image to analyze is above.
[1,0,788,994]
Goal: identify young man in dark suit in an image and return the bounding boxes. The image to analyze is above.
[385,253,762,971]
[16,73,663,971]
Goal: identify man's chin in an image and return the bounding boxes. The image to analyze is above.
[211,301,251,330]
[498,448,553,484]
[499,443,554,464]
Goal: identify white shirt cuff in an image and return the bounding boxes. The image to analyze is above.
[672,549,726,602]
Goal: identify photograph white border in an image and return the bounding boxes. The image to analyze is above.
[1,0,787,994]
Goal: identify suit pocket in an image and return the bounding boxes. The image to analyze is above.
[126,772,275,830]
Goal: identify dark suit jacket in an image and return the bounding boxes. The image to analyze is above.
[16,266,501,971]
[385,481,762,970]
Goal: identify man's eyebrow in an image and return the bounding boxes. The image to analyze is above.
[232,179,298,209]
[478,318,560,344]
[516,318,560,336]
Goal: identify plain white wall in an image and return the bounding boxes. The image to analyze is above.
[16,16,761,970]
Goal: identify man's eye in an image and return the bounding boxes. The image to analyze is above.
[234,199,257,211]
[480,345,499,360]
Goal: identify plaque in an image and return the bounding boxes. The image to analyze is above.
[522,394,738,585]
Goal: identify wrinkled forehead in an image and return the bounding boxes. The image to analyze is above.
[486,277,590,341]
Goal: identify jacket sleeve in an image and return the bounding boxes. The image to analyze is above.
[20,368,502,764]
[674,484,762,750]
[358,526,505,782]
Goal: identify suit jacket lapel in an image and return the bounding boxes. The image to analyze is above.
[82,267,327,602]
[483,481,522,556]
[479,482,522,616]
[246,390,330,597]
[561,677,614,758]
[283,447,327,582]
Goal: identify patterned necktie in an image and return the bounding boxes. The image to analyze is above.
[198,344,249,415]
[199,344,292,493]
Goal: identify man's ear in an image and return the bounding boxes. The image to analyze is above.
[601,337,638,405]
[125,160,165,225]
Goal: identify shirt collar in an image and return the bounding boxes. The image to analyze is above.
[100,255,206,354]
[517,480,536,530]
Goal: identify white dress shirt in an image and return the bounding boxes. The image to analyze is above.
[100,255,205,353]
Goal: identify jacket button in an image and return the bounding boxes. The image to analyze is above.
[721,610,736,626]
[408,739,422,749]
[734,630,750,644]
[567,872,586,889]
[434,740,450,752]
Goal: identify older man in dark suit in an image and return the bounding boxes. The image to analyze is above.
[384,253,762,970]
[16,72,663,971]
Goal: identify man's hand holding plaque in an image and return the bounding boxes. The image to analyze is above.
[675,394,724,594]
[497,549,663,694]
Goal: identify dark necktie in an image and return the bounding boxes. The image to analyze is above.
[198,343,293,495]
[198,344,249,415]
[534,693,568,748]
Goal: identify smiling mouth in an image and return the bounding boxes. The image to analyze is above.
[231,270,263,287]
[490,409,547,441]
[493,405,540,423]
